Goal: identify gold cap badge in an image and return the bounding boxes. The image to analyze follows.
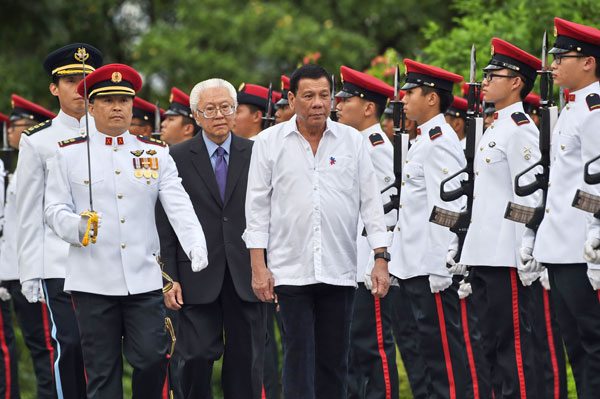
[111,72,122,83]
[74,47,89,62]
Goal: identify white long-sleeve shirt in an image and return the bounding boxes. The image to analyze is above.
[243,115,392,287]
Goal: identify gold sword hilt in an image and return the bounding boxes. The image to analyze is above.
[80,210,99,246]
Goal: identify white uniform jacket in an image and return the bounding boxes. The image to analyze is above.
[0,174,18,280]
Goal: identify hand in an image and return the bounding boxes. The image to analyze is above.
[587,267,600,290]
[252,264,275,302]
[21,279,43,303]
[517,269,540,287]
[458,279,472,299]
[584,238,600,263]
[190,247,208,272]
[429,274,452,294]
[164,281,183,310]
[519,246,542,273]
[0,287,11,302]
[540,269,551,290]
[370,259,390,298]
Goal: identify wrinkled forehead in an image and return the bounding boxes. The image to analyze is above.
[296,77,331,94]
[198,87,234,106]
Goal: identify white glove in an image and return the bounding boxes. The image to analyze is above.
[519,246,543,273]
[584,238,600,264]
[429,274,453,294]
[190,246,208,272]
[587,267,600,290]
[518,269,540,287]
[458,280,472,299]
[540,269,551,290]
[0,287,11,302]
[21,279,44,303]
[446,249,468,275]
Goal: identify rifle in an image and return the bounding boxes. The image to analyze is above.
[261,82,276,129]
[330,74,338,122]
[152,100,161,139]
[504,31,558,231]
[0,119,14,203]
[429,44,483,259]
[571,142,600,217]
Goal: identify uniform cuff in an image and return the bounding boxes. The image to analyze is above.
[242,230,269,249]
[367,231,393,250]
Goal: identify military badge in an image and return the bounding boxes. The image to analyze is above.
[488,141,496,148]
[146,149,157,156]
[74,47,89,62]
[511,112,530,126]
[111,72,122,83]
[330,157,336,166]
[132,158,143,178]
[586,93,600,111]
[369,133,385,147]
[131,150,144,157]
[429,126,442,141]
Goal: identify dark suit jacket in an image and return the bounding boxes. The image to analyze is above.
[156,133,257,304]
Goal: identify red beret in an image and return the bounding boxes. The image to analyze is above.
[272,91,282,104]
[0,112,8,124]
[281,75,290,91]
[339,65,395,99]
[485,38,541,81]
[551,17,600,57]
[11,94,56,122]
[277,76,291,107]
[77,63,142,99]
[445,96,468,119]
[402,59,463,92]
[133,96,158,122]
[165,87,193,118]
[524,92,541,107]
[238,83,271,112]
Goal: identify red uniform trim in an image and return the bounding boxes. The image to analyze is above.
[373,297,392,399]
[460,298,480,399]
[542,289,560,399]
[434,292,457,399]
[262,385,266,399]
[40,303,55,376]
[509,268,527,398]
[0,308,11,399]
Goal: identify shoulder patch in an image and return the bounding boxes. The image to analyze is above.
[23,119,52,136]
[429,126,442,141]
[511,112,530,126]
[368,132,385,146]
[58,136,87,148]
[586,93,600,111]
[137,135,167,147]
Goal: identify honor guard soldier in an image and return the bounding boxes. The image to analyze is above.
[131,96,161,138]
[275,75,294,124]
[0,97,57,398]
[43,64,209,399]
[523,92,541,127]
[16,43,102,399]
[160,87,200,146]
[533,17,600,399]
[387,59,469,399]
[445,96,468,148]
[235,83,272,139]
[334,65,400,399]
[458,37,544,398]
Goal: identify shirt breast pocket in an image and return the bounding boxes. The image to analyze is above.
[69,171,105,188]
[404,162,424,184]
[482,147,505,166]
[326,156,356,193]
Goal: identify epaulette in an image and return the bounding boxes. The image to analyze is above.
[511,112,530,126]
[137,135,167,147]
[429,126,442,141]
[586,93,600,111]
[23,119,52,136]
[368,132,385,147]
[58,135,87,148]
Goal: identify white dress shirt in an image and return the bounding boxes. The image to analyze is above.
[387,114,466,279]
[44,131,207,295]
[461,102,541,267]
[243,115,391,287]
[534,81,600,264]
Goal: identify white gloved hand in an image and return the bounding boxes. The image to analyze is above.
[0,287,11,302]
[519,246,543,273]
[446,249,468,275]
[429,274,453,294]
[518,269,540,287]
[458,279,472,299]
[21,279,43,303]
[190,246,208,272]
[540,269,551,290]
[586,267,600,290]
[584,238,600,264]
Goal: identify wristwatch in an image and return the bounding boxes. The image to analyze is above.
[374,250,391,262]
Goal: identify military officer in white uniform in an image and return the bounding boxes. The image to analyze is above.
[388,59,468,399]
[533,18,600,399]
[335,65,400,399]
[44,63,209,399]
[16,43,103,399]
[458,38,543,398]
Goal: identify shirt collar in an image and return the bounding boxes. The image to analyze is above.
[55,110,83,130]
[283,114,338,138]
[570,81,600,104]
[360,123,383,136]
[494,101,525,120]
[417,113,446,134]
[203,131,232,156]
[94,130,131,146]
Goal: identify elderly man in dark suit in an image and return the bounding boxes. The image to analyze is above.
[156,78,265,399]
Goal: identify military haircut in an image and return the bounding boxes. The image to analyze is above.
[419,86,454,114]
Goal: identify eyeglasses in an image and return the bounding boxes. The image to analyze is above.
[483,72,518,82]
[196,103,235,119]
[552,54,588,65]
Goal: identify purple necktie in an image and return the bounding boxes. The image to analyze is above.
[214,146,228,201]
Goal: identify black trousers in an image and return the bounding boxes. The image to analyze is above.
[348,283,398,399]
[529,280,568,399]
[402,276,468,399]
[388,284,430,399]
[176,268,266,399]
[0,280,56,399]
[42,278,86,399]
[71,289,168,399]
[469,267,538,399]
[275,283,355,399]
[544,263,600,399]
[263,304,283,399]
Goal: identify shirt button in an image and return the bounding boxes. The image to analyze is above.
[117,194,123,199]
[115,170,121,175]
[485,158,491,163]
[120,218,125,223]
[399,204,403,208]
[121,243,126,249]
[560,144,566,150]
[223,217,229,222]
[545,208,550,213]
[113,147,118,152]
[479,147,483,151]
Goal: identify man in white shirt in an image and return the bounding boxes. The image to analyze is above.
[243,64,391,399]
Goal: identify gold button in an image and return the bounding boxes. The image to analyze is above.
[545,208,550,213]
[399,204,403,208]
[113,147,118,152]
[83,179,89,185]
[117,194,123,199]
[475,171,479,176]
[442,168,448,174]
[560,144,566,150]
[115,170,121,175]
[401,181,405,186]
[480,147,483,151]
[120,243,126,249]
[120,218,125,223]
[406,174,410,178]
[485,158,491,163]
